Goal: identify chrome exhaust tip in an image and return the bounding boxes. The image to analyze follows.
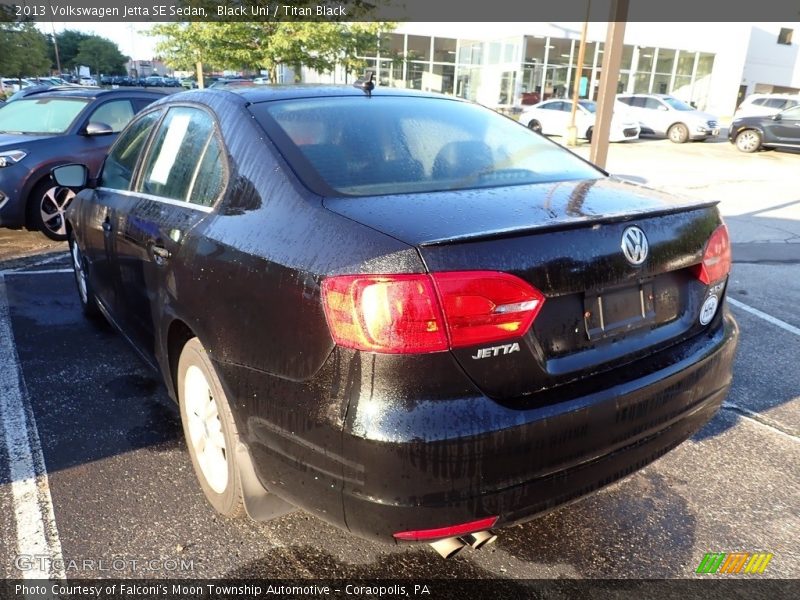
[460,530,498,550]
[429,537,467,559]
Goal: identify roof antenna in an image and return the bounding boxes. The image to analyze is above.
[355,71,375,96]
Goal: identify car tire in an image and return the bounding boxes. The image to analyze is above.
[178,337,245,519]
[735,129,762,153]
[585,127,594,143]
[528,119,542,133]
[68,232,100,319]
[667,123,690,144]
[28,178,77,241]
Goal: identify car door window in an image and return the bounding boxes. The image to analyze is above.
[100,109,162,190]
[87,100,135,133]
[781,105,800,120]
[643,98,663,110]
[137,107,216,202]
[765,99,787,109]
[617,97,634,106]
[751,98,768,106]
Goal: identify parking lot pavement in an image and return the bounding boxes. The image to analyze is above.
[0,139,797,581]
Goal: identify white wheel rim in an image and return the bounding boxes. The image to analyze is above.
[184,365,228,494]
[40,186,76,237]
[738,131,758,151]
[71,241,88,304]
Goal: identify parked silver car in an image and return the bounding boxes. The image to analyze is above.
[734,93,800,119]
[616,94,719,143]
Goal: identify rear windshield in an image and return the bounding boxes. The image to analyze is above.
[250,95,601,196]
[0,97,89,134]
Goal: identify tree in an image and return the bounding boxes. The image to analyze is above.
[73,36,128,76]
[0,23,51,80]
[48,29,91,73]
[152,20,394,85]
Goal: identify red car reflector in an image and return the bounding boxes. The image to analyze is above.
[321,274,448,354]
[393,516,499,541]
[695,224,731,285]
[432,271,545,348]
[322,271,545,354]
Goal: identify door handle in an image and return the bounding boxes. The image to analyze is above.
[151,244,171,265]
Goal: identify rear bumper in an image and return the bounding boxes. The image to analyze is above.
[230,309,737,544]
[339,311,738,542]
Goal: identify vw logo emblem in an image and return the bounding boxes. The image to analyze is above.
[621,226,648,265]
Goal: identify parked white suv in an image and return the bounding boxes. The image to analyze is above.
[734,94,800,119]
[616,93,719,143]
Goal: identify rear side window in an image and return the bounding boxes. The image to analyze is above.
[751,98,768,106]
[138,106,224,204]
[764,98,787,109]
[251,96,601,197]
[100,110,161,190]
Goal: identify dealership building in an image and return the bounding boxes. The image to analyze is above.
[303,22,800,118]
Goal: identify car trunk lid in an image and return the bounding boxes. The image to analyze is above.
[324,178,725,403]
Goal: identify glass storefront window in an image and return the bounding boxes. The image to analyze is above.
[637,47,656,74]
[407,35,431,61]
[676,51,695,77]
[620,45,634,71]
[633,71,651,93]
[524,36,546,63]
[655,48,675,74]
[696,53,715,77]
[406,62,426,89]
[428,64,455,94]
[499,71,516,104]
[652,74,670,95]
[458,40,483,65]
[433,37,457,63]
[488,42,502,64]
[380,33,405,58]
[378,58,403,87]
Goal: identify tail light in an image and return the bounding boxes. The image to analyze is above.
[322,271,545,354]
[695,224,731,285]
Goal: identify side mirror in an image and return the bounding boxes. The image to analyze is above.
[772,113,782,121]
[658,105,669,111]
[52,164,89,188]
[84,122,114,136]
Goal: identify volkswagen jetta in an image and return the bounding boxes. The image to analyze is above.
[57,85,738,556]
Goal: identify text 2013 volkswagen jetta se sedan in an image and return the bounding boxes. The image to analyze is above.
[58,85,737,557]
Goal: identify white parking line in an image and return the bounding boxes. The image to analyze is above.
[0,275,65,579]
[728,297,800,337]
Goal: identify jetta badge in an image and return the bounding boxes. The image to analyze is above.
[621,226,648,265]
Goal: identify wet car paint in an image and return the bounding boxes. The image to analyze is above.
[66,86,738,543]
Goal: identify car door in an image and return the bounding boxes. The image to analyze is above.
[539,101,567,135]
[113,105,226,361]
[84,109,164,321]
[640,97,669,134]
[769,105,800,145]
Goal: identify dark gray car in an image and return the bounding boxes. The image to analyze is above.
[0,87,166,240]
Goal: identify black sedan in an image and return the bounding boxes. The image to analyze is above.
[729,104,800,152]
[0,87,166,240]
[57,85,738,558]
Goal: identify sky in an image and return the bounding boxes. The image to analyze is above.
[38,22,160,61]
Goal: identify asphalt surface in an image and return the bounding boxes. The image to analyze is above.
[0,137,797,583]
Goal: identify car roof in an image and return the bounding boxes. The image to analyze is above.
[231,84,454,103]
[13,87,169,100]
